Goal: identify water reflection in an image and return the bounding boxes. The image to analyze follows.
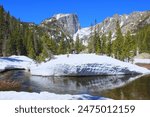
[29,75,142,95]
[0,70,30,91]
[101,75,150,100]
[1,70,150,100]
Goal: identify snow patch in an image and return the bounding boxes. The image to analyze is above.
[120,21,124,27]
[0,91,109,100]
[73,27,91,41]
[53,14,70,20]
[134,59,150,64]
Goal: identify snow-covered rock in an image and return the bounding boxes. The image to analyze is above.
[0,55,36,72]
[0,91,108,100]
[31,54,150,76]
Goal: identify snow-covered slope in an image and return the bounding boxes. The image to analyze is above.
[73,27,91,46]
[31,54,150,76]
[0,91,108,100]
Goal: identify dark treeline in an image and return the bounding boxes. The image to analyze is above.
[88,21,150,61]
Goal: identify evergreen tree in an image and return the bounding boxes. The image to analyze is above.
[123,31,135,61]
[101,34,107,54]
[95,36,101,54]
[16,20,24,55]
[58,38,66,54]
[106,31,112,56]
[75,34,83,54]
[95,25,102,54]
[113,21,124,60]
[0,6,4,56]
[88,23,94,53]
[93,25,98,53]
[27,31,36,59]
[88,20,99,53]
[39,34,56,60]
[135,25,150,54]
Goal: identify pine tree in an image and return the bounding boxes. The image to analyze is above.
[113,20,124,60]
[101,34,107,54]
[27,31,36,59]
[93,25,97,53]
[75,34,83,54]
[95,36,101,54]
[0,6,4,56]
[88,20,99,53]
[95,25,101,54]
[106,31,112,56]
[88,23,94,53]
[39,34,53,59]
[123,31,134,61]
[58,38,66,54]
[16,20,24,55]
[135,25,150,54]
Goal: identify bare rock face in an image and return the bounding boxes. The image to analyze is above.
[74,11,150,44]
[41,14,80,37]
[54,14,80,36]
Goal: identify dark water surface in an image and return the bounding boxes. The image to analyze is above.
[0,70,150,100]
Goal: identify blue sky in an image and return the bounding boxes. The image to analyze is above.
[0,0,150,27]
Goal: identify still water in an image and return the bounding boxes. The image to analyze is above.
[0,70,150,100]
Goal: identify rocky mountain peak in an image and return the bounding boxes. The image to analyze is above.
[41,13,80,36]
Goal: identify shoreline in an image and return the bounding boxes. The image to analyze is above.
[136,63,150,70]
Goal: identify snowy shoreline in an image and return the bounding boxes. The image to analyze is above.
[0,91,110,100]
[0,54,150,100]
[0,54,150,76]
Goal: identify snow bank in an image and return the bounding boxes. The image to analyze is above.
[0,91,108,100]
[1,54,150,76]
[31,54,150,76]
[0,55,36,72]
[134,59,150,64]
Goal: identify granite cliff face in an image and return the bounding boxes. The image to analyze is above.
[41,14,80,37]
[73,11,150,45]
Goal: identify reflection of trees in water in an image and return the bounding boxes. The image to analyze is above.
[101,75,150,100]
[29,75,141,95]
[1,71,147,99]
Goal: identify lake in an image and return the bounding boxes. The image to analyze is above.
[0,70,150,100]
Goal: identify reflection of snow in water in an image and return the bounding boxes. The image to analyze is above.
[29,75,143,94]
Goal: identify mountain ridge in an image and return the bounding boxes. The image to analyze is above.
[73,10,150,44]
